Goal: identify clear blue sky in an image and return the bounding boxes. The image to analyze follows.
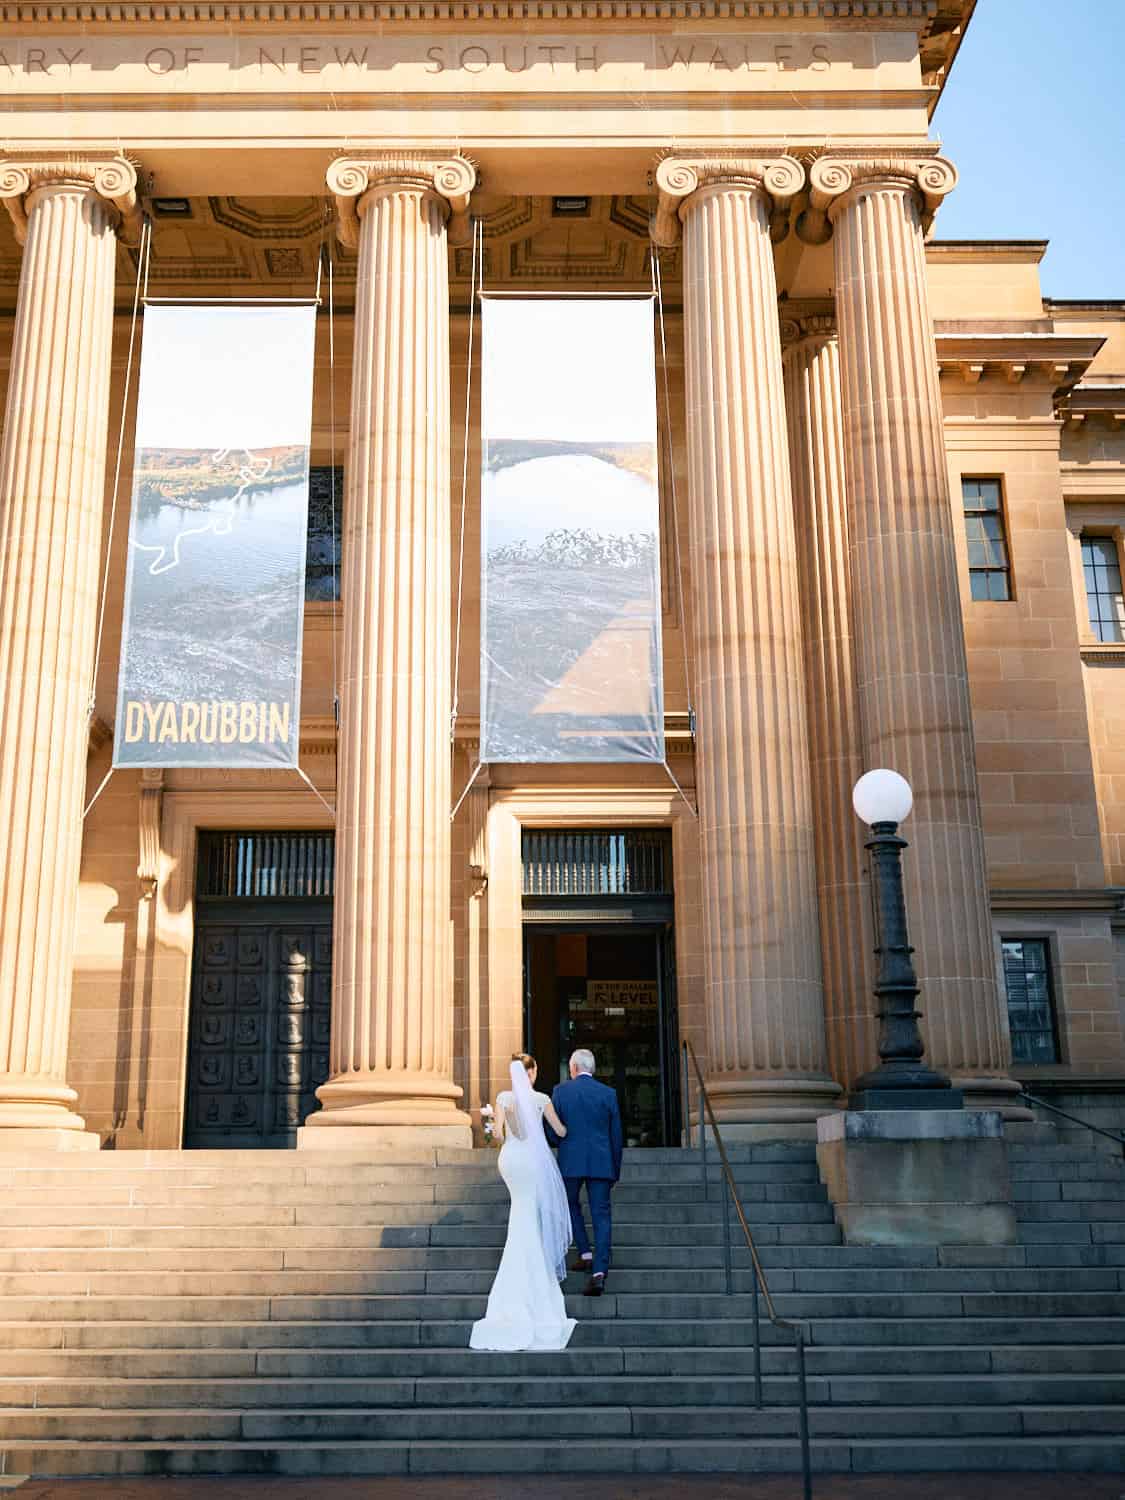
[932,0,1125,299]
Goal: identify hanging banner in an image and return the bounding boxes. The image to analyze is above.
[113,304,317,769]
[480,298,664,763]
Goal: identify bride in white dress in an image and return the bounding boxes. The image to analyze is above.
[470,1054,577,1352]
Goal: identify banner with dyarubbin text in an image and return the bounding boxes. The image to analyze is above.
[113,304,317,769]
[480,297,664,763]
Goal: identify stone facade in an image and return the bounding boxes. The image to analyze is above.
[0,1,1120,1153]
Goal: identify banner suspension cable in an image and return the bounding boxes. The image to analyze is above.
[90,213,151,728]
[84,213,153,821]
[651,245,696,742]
[450,757,483,824]
[295,764,336,818]
[451,215,483,746]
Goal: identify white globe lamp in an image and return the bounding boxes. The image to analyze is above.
[852,769,913,828]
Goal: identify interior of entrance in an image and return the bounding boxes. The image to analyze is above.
[524,927,677,1147]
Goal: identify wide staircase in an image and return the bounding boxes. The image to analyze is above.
[0,1135,1123,1478]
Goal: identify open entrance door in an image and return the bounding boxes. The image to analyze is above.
[523,924,680,1146]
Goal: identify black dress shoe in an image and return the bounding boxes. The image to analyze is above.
[569,1253,593,1274]
[582,1273,606,1297]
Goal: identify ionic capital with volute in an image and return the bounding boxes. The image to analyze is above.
[780,310,838,352]
[327,153,477,250]
[0,156,143,245]
[796,154,958,245]
[651,152,805,247]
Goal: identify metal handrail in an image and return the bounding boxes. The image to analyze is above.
[681,1040,813,1500]
[1019,1089,1125,1158]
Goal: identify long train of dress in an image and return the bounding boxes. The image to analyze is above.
[469,1091,576,1352]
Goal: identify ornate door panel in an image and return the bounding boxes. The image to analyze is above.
[185,902,332,1149]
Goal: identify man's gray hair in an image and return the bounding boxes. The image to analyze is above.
[570,1048,596,1075]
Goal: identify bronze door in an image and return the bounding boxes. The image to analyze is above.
[184,900,332,1149]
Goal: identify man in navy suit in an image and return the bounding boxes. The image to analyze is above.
[548,1048,624,1297]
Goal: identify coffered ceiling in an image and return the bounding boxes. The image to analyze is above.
[0,192,679,314]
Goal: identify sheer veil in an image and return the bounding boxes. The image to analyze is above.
[508,1060,571,1282]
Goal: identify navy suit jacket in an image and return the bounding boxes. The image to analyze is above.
[549,1074,624,1182]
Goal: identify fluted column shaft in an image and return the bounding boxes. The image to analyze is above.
[782,321,874,1088]
[656,157,839,1125]
[0,160,138,1147]
[301,155,474,1145]
[816,159,1015,1109]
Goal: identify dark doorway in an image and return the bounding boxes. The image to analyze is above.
[524,924,679,1146]
[184,832,334,1149]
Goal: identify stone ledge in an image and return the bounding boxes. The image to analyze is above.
[817,1108,1005,1144]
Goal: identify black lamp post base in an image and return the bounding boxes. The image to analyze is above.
[848,1085,965,1112]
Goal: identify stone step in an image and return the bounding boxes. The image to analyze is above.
[7,1199,838,1227]
[2,1370,1122,1409]
[5,1180,828,1205]
[5,1245,1124,1279]
[5,1314,1125,1352]
[0,1162,824,1190]
[6,1288,1122,1322]
[1013,1181,1125,1201]
[2,1264,1118,1298]
[1009,1160,1125,1181]
[4,1401,1125,1444]
[12,1433,1125,1476]
[1015,1201,1125,1221]
[5,1342,1123,1381]
[0,1220,845,1249]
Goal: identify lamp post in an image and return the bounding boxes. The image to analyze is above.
[849,770,963,1111]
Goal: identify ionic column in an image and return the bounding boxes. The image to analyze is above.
[0,157,141,1149]
[781,316,875,1089]
[801,157,1017,1111]
[654,157,840,1126]
[299,154,475,1148]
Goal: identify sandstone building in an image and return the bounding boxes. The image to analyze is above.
[0,0,1123,1160]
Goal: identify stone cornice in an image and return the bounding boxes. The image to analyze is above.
[327,153,476,250]
[1058,382,1125,432]
[0,2,949,28]
[0,155,142,245]
[934,333,1105,396]
[796,152,956,242]
[651,152,804,247]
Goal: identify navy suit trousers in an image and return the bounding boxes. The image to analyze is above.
[565,1175,613,1278]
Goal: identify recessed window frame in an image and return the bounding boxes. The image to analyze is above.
[1000,934,1062,1066]
[1080,530,1125,645]
[306,463,344,605]
[961,475,1015,603]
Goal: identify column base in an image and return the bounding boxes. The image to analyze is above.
[0,1087,98,1147]
[953,1073,1034,1121]
[705,1074,843,1126]
[0,1127,100,1152]
[816,1108,1017,1247]
[298,1123,472,1150]
[300,1071,472,1148]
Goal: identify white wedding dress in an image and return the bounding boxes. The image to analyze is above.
[469,1071,576,1352]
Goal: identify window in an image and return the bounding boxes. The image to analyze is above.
[1081,535,1125,643]
[962,478,1012,600]
[1001,938,1059,1063]
[306,465,343,603]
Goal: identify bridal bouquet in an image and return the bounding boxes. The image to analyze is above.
[480,1103,497,1147]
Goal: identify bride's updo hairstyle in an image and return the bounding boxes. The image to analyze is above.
[512,1052,536,1072]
